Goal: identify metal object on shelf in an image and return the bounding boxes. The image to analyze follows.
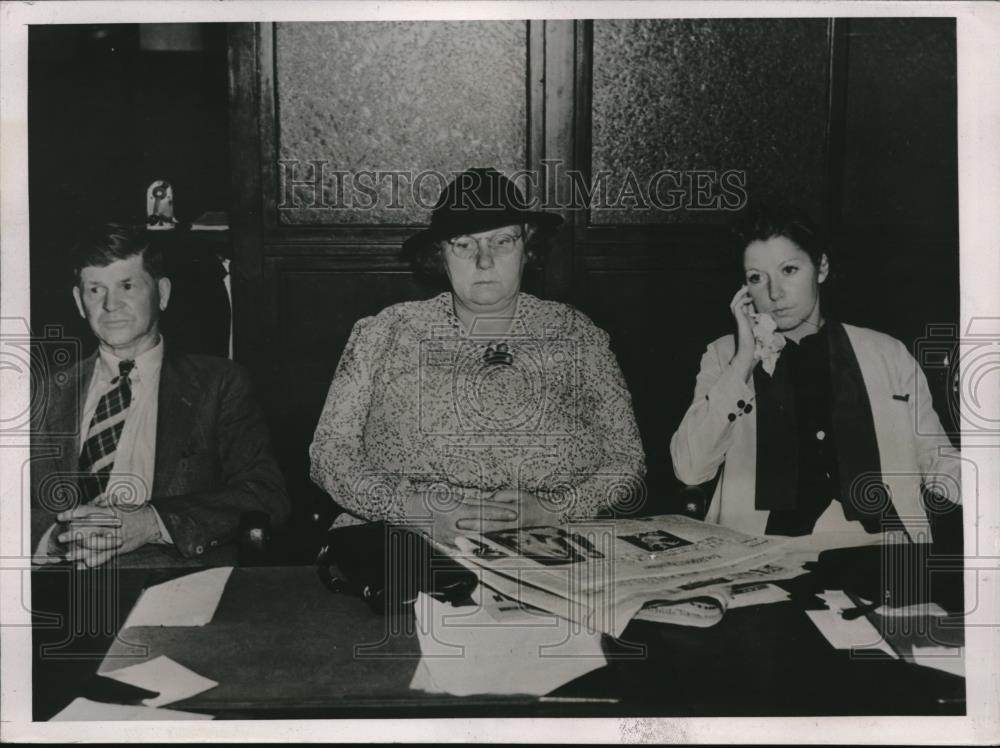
[146,179,177,230]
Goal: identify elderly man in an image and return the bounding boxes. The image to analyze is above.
[31,223,288,567]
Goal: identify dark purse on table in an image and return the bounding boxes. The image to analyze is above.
[315,521,478,615]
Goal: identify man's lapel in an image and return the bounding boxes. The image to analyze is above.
[30,354,95,548]
[45,353,97,474]
[153,349,199,497]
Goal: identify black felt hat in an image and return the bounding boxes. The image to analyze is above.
[403,168,563,253]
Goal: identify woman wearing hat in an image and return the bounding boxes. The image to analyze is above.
[670,205,961,547]
[309,168,646,545]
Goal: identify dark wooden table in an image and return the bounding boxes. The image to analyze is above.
[31,563,965,720]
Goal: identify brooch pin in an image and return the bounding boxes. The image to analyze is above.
[483,342,513,366]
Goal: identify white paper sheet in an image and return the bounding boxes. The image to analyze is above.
[410,589,607,697]
[122,567,233,628]
[911,645,965,677]
[102,655,218,707]
[633,582,790,627]
[805,590,898,658]
[727,583,791,609]
[49,698,212,721]
[409,659,440,693]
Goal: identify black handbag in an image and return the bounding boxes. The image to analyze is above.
[315,522,478,615]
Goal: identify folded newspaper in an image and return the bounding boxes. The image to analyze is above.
[451,515,806,637]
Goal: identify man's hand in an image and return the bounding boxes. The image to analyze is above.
[32,521,79,565]
[56,501,161,569]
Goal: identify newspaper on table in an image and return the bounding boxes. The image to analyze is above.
[452,514,806,637]
[631,581,792,628]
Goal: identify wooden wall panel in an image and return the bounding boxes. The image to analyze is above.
[262,258,435,531]
[840,18,957,227]
[575,255,734,513]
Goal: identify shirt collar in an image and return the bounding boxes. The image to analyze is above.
[783,321,829,352]
[95,336,165,386]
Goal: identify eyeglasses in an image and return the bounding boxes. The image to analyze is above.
[446,230,523,259]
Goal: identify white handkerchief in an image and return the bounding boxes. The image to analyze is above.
[50,697,212,721]
[122,567,233,628]
[103,655,218,707]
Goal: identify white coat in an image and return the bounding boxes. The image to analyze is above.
[670,324,961,546]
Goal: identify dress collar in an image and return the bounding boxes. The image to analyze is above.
[439,291,538,338]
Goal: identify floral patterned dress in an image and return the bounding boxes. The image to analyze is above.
[309,292,646,526]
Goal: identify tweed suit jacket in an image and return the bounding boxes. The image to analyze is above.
[30,346,289,564]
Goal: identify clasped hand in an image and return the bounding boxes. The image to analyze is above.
[47,496,161,569]
[405,487,565,548]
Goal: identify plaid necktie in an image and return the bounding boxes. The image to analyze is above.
[78,359,135,503]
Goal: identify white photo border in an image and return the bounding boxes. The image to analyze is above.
[1,1,997,743]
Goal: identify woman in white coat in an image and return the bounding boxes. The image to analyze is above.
[670,207,960,546]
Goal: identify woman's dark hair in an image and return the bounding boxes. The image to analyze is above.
[406,222,551,284]
[70,222,164,285]
[731,204,837,314]
[731,204,832,277]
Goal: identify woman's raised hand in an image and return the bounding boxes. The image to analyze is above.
[729,284,757,382]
